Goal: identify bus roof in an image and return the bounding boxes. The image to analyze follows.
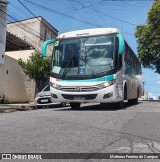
[57,28,122,39]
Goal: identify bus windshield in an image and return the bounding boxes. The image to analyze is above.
[52,35,115,78]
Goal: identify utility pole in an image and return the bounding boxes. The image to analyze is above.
[0,0,8,64]
[143,81,145,96]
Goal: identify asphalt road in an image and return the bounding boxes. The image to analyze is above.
[0,101,160,162]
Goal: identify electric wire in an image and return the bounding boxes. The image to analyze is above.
[17,0,58,38]
[70,0,137,26]
[23,0,104,27]
[0,8,41,50]
[22,0,135,36]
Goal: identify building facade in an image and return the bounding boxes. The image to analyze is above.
[7,16,58,55]
[0,0,7,64]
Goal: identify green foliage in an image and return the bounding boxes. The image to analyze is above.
[158,96,160,100]
[135,0,160,73]
[18,52,51,92]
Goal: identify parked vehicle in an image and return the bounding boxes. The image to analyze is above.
[35,85,66,108]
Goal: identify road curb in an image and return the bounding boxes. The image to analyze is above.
[0,104,37,113]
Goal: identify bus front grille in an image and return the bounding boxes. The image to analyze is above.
[60,86,100,92]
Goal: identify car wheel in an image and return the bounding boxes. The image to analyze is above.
[36,106,44,109]
[61,102,67,107]
[70,102,81,109]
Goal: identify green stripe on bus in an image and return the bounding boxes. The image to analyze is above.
[60,75,114,82]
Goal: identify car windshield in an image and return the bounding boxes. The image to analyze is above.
[43,85,50,91]
[52,35,115,78]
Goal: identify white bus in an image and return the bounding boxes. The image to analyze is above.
[42,28,142,109]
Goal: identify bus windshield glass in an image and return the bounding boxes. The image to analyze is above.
[52,35,115,78]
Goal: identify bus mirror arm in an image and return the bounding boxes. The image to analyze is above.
[42,39,55,57]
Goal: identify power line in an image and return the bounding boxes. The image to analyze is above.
[76,0,107,26]
[17,0,41,23]
[7,12,42,39]
[17,0,58,38]
[0,8,42,50]
[70,0,151,8]
[9,1,31,18]
[70,0,137,26]
[8,10,45,39]
[23,0,103,27]
[67,0,98,27]
[22,0,135,37]
[70,2,105,26]
[76,0,153,1]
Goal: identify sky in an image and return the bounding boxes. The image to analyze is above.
[7,0,160,99]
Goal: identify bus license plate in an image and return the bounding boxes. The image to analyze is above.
[74,96,85,100]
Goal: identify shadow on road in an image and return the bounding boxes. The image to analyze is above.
[54,101,143,111]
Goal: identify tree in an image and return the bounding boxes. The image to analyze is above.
[158,96,160,100]
[18,52,51,93]
[135,0,160,73]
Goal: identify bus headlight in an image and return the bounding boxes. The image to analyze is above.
[97,79,116,89]
[50,82,61,90]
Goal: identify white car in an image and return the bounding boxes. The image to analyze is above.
[35,85,66,108]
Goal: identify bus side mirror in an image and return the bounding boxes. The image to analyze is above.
[116,34,125,55]
[42,39,55,57]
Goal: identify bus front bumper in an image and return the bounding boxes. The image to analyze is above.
[50,84,122,103]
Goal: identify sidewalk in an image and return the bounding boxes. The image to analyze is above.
[0,103,37,113]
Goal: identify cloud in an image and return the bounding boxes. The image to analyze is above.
[148,93,157,100]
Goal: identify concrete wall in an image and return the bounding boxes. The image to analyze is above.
[24,75,36,102]
[0,55,34,103]
[5,49,35,62]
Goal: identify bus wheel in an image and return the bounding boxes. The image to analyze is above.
[128,88,139,105]
[124,84,127,100]
[129,97,138,105]
[70,102,81,109]
[128,98,138,105]
[115,101,123,109]
[133,98,138,104]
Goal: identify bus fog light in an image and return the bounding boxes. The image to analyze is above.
[103,92,113,99]
[51,93,58,99]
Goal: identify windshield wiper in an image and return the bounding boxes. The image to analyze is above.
[82,48,97,77]
[62,53,97,79]
[80,55,97,78]
[62,55,74,79]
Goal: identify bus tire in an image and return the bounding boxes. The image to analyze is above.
[70,102,81,109]
[115,101,123,109]
[117,101,124,109]
[128,88,139,105]
[124,84,127,100]
[128,98,138,105]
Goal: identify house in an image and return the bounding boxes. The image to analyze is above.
[6,16,58,61]
[0,15,58,103]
